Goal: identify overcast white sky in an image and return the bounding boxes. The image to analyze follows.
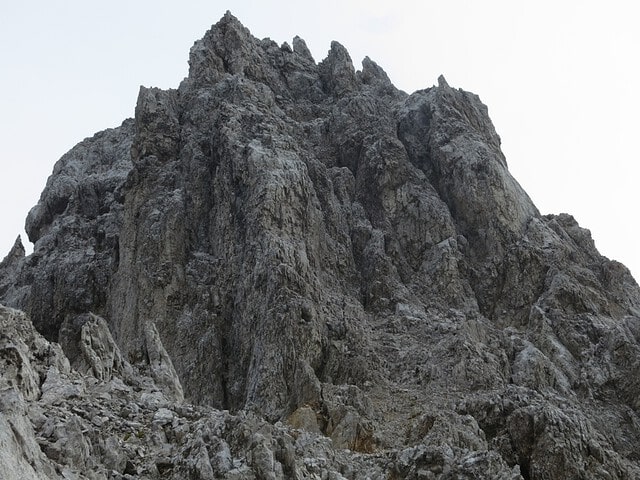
[1,1,638,281]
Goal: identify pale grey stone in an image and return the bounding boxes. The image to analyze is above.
[0,11,639,480]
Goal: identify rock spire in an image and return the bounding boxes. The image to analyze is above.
[1,12,639,479]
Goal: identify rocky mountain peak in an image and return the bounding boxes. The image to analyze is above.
[359,56,392,86]
[1,236,25,266]
[318,41,358,96]
[437,74,449,88]
[1,13,639,479]
[292,35,314,61]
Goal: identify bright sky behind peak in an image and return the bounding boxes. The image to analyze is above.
[1,0,638,281]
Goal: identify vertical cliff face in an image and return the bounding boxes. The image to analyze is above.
[1,121,134,341]
[2,12,640,479]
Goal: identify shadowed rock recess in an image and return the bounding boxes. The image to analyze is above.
[1,12,640,479]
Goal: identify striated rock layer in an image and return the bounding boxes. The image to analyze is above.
[2,12,640,479]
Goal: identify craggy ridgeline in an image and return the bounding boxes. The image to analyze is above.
[2,12,640,479]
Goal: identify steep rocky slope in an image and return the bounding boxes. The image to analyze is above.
[2,12,640,479]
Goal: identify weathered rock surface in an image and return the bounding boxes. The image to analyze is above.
[1,11,640,479]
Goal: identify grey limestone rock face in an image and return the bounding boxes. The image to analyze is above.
[1,119,134,341]
[1,11,640,479]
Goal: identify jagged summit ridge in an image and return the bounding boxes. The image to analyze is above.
[186,11,394,98]
[1,13,640,479]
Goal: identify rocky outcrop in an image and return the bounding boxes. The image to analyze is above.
[1,11,640,479]
[0,304,522,478]
[0,236,26,306]
[0,119,134,341]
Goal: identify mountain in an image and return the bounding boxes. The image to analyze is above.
[1,12,640,479]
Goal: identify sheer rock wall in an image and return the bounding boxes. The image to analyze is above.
[1,12,640,479]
